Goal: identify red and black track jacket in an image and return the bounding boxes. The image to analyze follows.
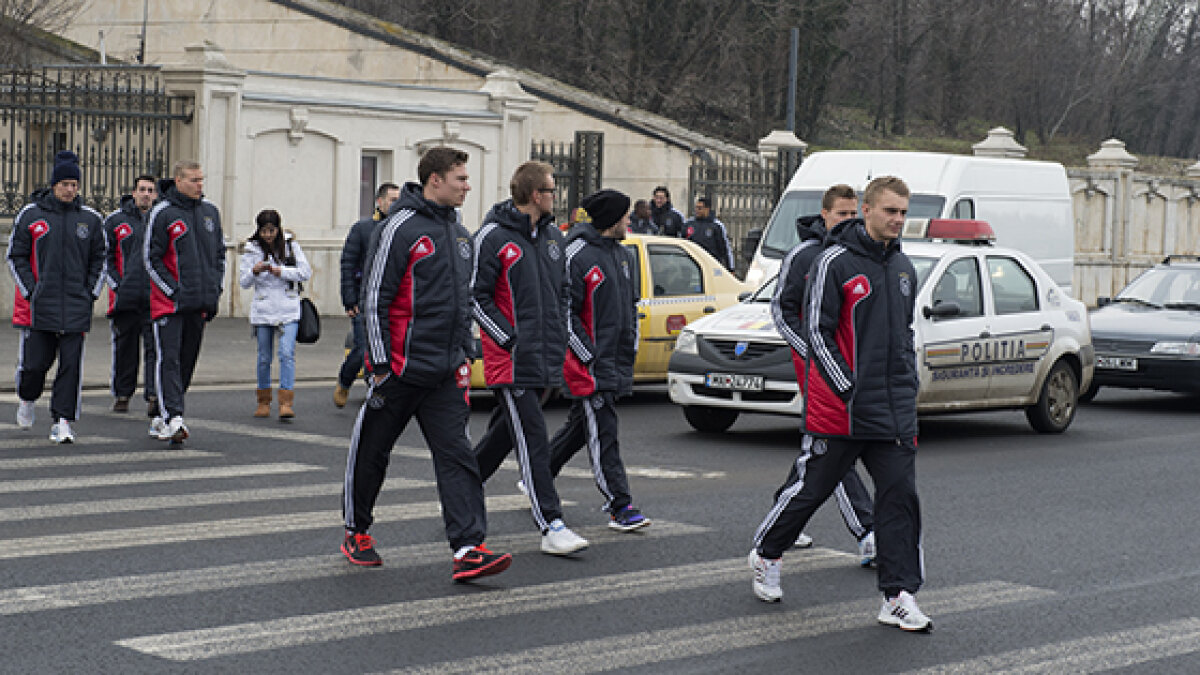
[104,195,152,317]
[803,220,919,439]
[7,189,106,332]
[561,223,639,397]
[771,214,829,381]
[471,199,568,388]
[144,180,225,320]
[362,183,474,386]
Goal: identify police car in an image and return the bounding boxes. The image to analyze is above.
[667,219,1094,433]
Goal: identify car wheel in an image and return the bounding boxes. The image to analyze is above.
[1077,381,1101,403]
[682,406,738,433]
[1025,360,1078,433]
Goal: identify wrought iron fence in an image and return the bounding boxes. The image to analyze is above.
[688,148,804,277]
[0,65,192,218]
[530,130,603,223]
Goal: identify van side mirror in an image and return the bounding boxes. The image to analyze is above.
[742,229,762,263]
[1096,296,1111,307]
[923,301,961,319]
[738,290,752,302]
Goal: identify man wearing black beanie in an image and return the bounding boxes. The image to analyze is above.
[548,189,650,531]
[8,150,107,443]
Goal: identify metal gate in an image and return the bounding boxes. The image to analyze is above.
[530,130,603,223]
[0,65,192,218]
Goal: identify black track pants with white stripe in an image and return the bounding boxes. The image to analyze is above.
[753,435,923,596]
[548,392,632,514]
[342,373,487,551]
[109,310,157,401]
[474,387,563,532]
[769,461,875,543]
[16,329,84,421]
[152,311,205,419]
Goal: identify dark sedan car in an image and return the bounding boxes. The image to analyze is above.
[1086,257,1200,399]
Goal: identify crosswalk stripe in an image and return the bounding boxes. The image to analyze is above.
[0,462,321,494]
[0,436,125,450]
[0,478,434,523]
[78,403,726,481]
[0,449,218,468]
[0,494,555,560]
[114,549,864,661]
[900,617,1200,675]
[0,520,708,616]
[387,581,1055,675]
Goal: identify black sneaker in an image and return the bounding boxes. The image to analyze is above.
[608,505,651,532]
[112,396,130,413]
[341,532,382,566]
[452,544,512,581]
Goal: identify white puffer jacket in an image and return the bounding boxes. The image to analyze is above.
[238,234,312,326]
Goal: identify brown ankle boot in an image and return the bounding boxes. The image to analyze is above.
[278,389,295,418]
[254,389,272,417]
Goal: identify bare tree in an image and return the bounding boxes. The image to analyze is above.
[0,0,83,64]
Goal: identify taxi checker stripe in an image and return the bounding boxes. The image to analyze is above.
[563,237,593,363]
[5,203,36,297]
[771,239,819,358]
[469,222,512,345]
[142,200,174,296]
[363,208,414,365]
[807,245,853,393]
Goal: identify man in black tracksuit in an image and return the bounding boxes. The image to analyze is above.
[651,186,685,237]
[144,161,226,443]
[549,189,649,532]
[341,147,511,582]
[334,182,400,408]
[472,160,589,556]
[683,196,734,270]
[765,186,876,562]
[104,175,158,418]
[8,150,106,443]
[748,176,932,632]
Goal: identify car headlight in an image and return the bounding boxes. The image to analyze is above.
[675,329,698,355]
[1150,340,1200,356]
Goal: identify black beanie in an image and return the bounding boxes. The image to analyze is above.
[50,150,81,186]
[579,189,631,232]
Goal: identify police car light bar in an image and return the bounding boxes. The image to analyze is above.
[902,218,995,242]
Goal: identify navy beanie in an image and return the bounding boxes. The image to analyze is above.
[50,150,81,186]
[580,189,631,232]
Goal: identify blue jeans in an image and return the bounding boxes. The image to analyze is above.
[255,322,298,390]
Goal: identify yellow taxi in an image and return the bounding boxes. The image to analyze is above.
[471,233,751,388]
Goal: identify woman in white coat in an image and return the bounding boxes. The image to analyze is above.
[239,209,312,418]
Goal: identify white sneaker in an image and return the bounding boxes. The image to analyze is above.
[858,531,877,568]
[49,419,75,444]
[148,416,167,437]
[16,399,35,429]
[541,518,588,555]
[516,479,528,496]
[158,416,189,442]
[748,549,783,602]
[878,590,932,632]
[793,532,813,548]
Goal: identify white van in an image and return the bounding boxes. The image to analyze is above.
[743,150,1075,293]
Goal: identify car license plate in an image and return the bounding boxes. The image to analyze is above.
[705,373,764,391]
[1096,356,1137,371]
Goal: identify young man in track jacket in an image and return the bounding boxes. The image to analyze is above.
[472,160,589,556]
[749,176,932,632]
[104,175,159,421]
[341,147,512,582]
[8,150,106,444]
[764,184,877,563]
[549,189,650,532]
[144,160,226,443]
[683,197,734,271]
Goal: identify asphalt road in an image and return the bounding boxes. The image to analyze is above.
[1,381,1199,673]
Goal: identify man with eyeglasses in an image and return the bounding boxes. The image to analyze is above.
[472,160,589,556]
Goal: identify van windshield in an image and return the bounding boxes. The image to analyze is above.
[759,191,946,258]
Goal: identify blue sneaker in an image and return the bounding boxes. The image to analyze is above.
[608,505,650,532]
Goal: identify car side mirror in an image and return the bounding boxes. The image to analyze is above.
[742,229,762,263]
[1096,296,1111,307]
[923,301,961,319]
[738,291,752,302]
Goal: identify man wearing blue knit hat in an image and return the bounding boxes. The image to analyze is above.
[7,150,107,443]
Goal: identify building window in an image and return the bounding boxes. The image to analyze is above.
[359,154,379,220]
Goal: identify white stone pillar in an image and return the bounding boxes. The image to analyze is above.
[480,70,538,204]
[756,130,807,163]
[971,127,1027,158]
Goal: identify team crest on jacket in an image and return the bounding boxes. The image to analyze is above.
[621,260,630,278]
[457,238,471,259]
[898,271,912,297]
[76,222,89,239]
[204,217,215,233]
[547,240,561,261]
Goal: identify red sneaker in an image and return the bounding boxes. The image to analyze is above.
[452,544,512,581]
[341,532,382,566]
